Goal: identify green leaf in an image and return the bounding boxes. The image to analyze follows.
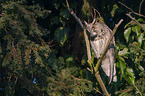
[141,24,145,30]
[137,64,144,71]
[137,18,144,23]
[66,55,74,65]
[126,68,135,84]
[126,68,135,78]
[118,48,129,56]
[119,59,126,78]
[137,33,144,47]
[119,56,126,62]
[55,27,69,46]
[124,27,131,43]
[132,26,140,36]
[124,21,131,29]
[124,20,135,28]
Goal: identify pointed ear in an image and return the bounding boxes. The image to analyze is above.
[84,21,88,26]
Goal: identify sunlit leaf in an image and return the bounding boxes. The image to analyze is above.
[124,22,131,29]
[137,64,144,71]
[119,56,126,62]
[124,27,131,43]
[119,60,126,78]
[126,68,135,84]
[66,56,74,63]
[118,48,129,56]
[125,76,135,84]
[137,18,144,23]
[124,20,135,28]
[137,33,144,47]
[132,26,140,36]
[141,24,145,30]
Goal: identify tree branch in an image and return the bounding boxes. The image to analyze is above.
[66,0,85,29]
[95,72,110,96]
[126,12,145,30]
[119,1,145,30]
[118,1,145,18]
[139,0,144,16]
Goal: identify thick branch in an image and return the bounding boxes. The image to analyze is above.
[95,72,110,96]
[83,29,92,60]
[95,19,123,72]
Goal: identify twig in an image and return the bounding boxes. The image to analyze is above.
[132,83,143,96]
[126,12,145,30]
[119,1,145,30]
[66,0,85,29]
[95,19,123,72]
[93,7,101,17]
[116,89,133,95]
[93,88,104,96]
[130,77,143,96]
[118,1,145,18]
[139,0,144,16]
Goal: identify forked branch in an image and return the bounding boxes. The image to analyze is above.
[118,1,145,18]
[126,12,145,30]
[119,2,145,30]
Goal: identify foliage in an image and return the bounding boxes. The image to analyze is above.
[46,67,93,96]
[0,0,93,95]
[115,71,145,96]
[82,0,91,17]
[115,17,145,95]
